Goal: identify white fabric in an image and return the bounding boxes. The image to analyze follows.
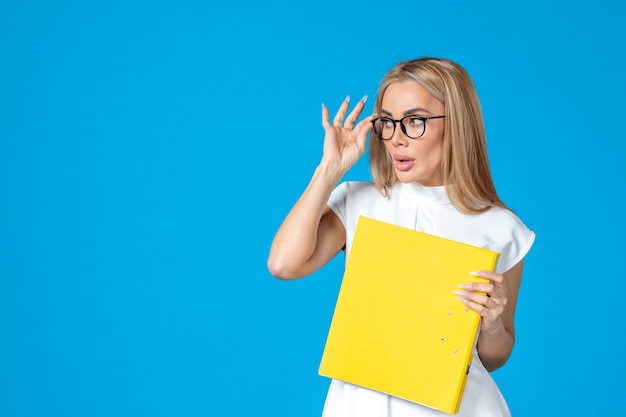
[322,181,535,417]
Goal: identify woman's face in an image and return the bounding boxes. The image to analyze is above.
[380,80,446,186]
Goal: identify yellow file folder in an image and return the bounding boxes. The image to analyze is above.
[319,216,499,414]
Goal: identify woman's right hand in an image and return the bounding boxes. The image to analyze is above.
[321,96,373,177]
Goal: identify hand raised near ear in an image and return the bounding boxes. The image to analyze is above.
[321,95,373,176]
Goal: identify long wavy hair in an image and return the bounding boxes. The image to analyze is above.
[369,57,507,214]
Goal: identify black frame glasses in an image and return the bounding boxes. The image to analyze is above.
[371,115,446,140]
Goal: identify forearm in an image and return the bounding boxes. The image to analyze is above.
[267,162,343,279]
[476,319,515,371]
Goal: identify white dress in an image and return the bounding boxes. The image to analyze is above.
[323,181,536,417]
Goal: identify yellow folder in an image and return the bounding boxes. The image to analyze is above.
[319,216,499,414]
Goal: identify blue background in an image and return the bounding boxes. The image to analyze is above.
[1,0,624,416]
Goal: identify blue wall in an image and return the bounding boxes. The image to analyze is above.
[1,1,624,415]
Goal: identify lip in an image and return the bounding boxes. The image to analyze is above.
[393,154,415,172]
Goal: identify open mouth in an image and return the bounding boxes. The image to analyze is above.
[394,155,413,162]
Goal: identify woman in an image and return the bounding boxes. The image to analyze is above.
[267,57,535,417]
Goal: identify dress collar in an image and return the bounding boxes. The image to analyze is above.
[399,182,451,205]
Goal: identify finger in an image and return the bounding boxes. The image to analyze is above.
[349,115,373,154]
[461,282,495,294]
[333,95,351,126]
[321,103,331,128]
[462,295,505,323]
[458,296,490,318]
[462,283,507,309]
[456,290,491,308]
[343,95,368,128]
[456,285,507,309]
[354,114,374,138]
[470,270,505,288]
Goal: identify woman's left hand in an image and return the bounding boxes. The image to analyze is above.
[455,270,508,332]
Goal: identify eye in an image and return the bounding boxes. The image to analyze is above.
[381,118,394,128]
[407,117,425,127]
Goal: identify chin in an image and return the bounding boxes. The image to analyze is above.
[394,171,419,184]
[395,171,442,186]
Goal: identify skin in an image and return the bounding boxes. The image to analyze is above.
[379,81,446,186]
[268,83,525,371]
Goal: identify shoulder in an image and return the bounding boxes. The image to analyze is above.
[471,206,536,273]
[328,181,390,231]
[438,205,534,273]
[478,206,532,234]
[476,206,528,229]
[332,180,378,195]
[328,181,380,207]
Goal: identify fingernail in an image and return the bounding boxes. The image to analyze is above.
[469,271,484,277]
[360,94,368,103]
[321,103,326,109]
[458,284,471,290]
[344,95,350,103]
[453,290,466,297]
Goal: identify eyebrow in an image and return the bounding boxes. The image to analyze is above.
[381,107,433,117]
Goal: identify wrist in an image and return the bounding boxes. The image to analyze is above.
[480,317,505,337]
[316,160,345,185]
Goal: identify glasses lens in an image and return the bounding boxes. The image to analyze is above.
[402,117,426,138]
[374,118,394,140]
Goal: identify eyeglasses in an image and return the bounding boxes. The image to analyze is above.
[371,115,445,140]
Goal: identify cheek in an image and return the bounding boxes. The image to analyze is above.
[413,139,444,167]
[425,133,444,156]
[429,142,444,164]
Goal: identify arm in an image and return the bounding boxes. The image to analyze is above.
[455,259,525,371]
[267,96,373,280]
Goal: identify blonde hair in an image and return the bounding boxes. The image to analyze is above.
[369,57,507,214]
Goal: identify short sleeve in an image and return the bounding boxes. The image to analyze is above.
[327,182,348,227]
[496,221,536,274]
[480,207,536,274]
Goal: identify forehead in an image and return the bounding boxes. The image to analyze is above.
[381,80,443,114]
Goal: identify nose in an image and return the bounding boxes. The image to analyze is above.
[390,123,408,146]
